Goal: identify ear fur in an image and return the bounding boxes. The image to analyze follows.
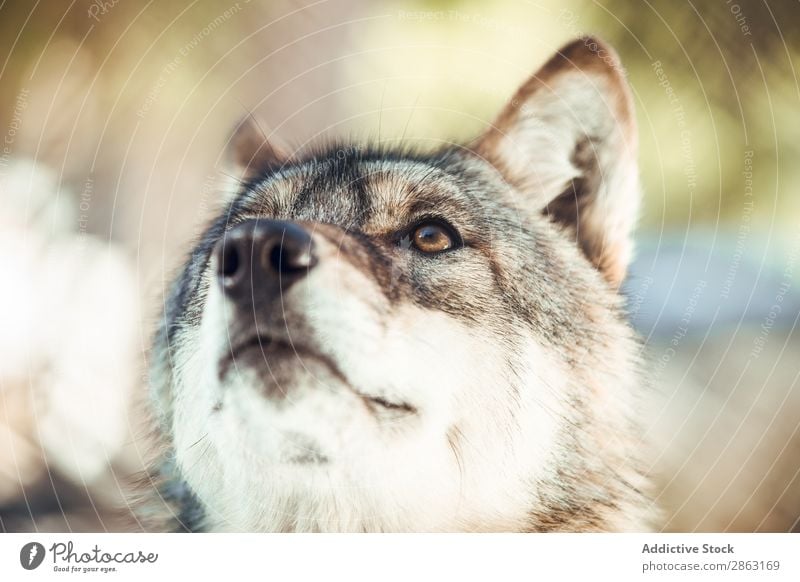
[476,36,639,287]
[225,115,288,183]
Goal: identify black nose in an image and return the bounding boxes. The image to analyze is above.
[214,219,317,304]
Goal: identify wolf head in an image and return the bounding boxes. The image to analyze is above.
[148,37,653,532]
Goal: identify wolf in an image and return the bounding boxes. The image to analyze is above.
[143,36,655,532]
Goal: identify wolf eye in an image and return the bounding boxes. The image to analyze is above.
[410,222,457,254]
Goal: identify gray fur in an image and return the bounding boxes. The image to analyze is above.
[141,37,656,532]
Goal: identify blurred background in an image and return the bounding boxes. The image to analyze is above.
[0,0,798,532]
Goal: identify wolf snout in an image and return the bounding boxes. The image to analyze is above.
[214,218,317,306]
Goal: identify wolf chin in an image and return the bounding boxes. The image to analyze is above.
[142,37,656,532]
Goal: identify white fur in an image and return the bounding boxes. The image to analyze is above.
[171,234,568,531]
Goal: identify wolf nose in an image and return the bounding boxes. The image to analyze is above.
[215,219,317,302]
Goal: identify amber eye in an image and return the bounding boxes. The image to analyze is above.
[411,222,456,254]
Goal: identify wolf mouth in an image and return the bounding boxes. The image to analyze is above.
[223,332,346,381]
[221,333,416,415]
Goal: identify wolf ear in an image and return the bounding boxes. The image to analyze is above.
[476,37,639,287]
[225,115,288,183]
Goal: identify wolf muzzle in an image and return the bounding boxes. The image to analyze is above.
[214,218,317,308]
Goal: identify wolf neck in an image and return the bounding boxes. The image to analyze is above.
[203,505,531,533]
[184,485,525,533]
[172,473,648,533]
[188,497,647,533]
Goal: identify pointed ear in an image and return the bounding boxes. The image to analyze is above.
[224,115,288,183]
[476,37,639,287]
